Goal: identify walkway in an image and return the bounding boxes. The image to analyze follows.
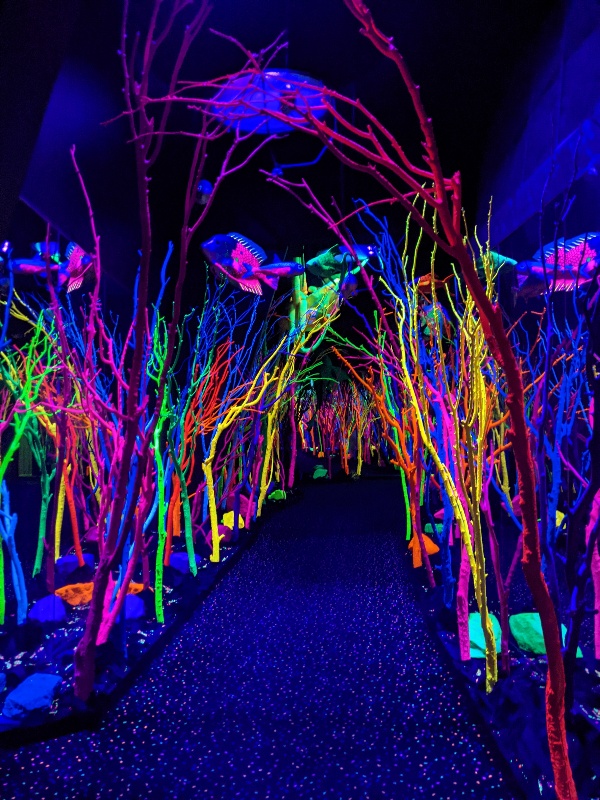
[0,480,521,799]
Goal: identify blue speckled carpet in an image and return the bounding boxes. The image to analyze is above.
[0,480,522,799]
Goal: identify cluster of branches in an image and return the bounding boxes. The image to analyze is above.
[0,258,312,663]
[2,2,599,797]
[295,378,380,478]
[0,0,337,706]
[157,1,596,794]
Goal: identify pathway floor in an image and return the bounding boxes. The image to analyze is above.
[0,480,522,799]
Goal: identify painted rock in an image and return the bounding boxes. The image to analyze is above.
[424,523,443,536]
[125,594,145,620]
[28,595,68,624]
[55,553,95,575]
[407,533,440,568]
[221,511,245,530]
[469,612,502,658]
[55,583,94,606]
[55,581,144,606]
[2,673,62,720]
[509,612,582,657]
[268,489,286,501]
[219,524,235,543]
[225,493,253,517]
[169,553,203,574]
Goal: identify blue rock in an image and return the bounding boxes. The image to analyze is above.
[0,673,6,693]
[0,713,20,732]
[55,553,95,575]
[169,552,202,574]
[28,595,68,624]
[125,594,145,620]
[2,673,62,720]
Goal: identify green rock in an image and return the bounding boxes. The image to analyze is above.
[509,612,582,657]
[469,612,502,658]
[424,523,443,536]
[313,467,328,479]
[268,489,287,501]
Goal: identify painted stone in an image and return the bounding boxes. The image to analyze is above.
[55,553,95,575]
[424,523,443,536]
[28,595,68,624]
[224,493,253,517]
[509,612,582,657]
[268,489,286,501]
[54,583,94,606]
[169,553,202,574]
[221,511,245,530]
[55,581,144,606]
[407,533,440,568]
[219,524,235,544]
[125,594,145,620]
[469,612,502,658]
[2,673,62,720]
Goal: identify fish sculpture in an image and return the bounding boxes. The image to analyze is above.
[414,273,453,296]
[306,243,377,279]
[513,233,600,298]
[201,233,304,296]
[337,270,359,299]
[475,251,517,280]
[63,242,94,292]
[288,262,359,342]
[420,301,451,337]
[196,179,213,205]
[5,241,93,292]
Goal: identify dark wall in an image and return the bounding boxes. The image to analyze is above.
[0,0,82,242]
[478,0,600,251]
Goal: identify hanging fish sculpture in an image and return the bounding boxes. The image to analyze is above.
[6,241,93,292]
[413,273,454,296]
[306,243,377,279]
[63,242,94,292]
[201,233,305,296]
[514,233,600,298]
[8,241,65,282]
[420,301,451,337]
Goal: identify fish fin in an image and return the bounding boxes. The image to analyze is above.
[536,232,600,260]
[267,262,305,277]
[236,277,263,295]
[515,261,540,286]
[227,233,267,264]
[65,241,80,260]
[516,276,546,298]
[261,274,279,290]
[67,276,84,292]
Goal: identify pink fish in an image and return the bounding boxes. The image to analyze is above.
[8,241,93,292]
[201,233,304,296]
[515,233,600,297]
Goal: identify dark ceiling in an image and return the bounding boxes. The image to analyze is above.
[10,0,565,302]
